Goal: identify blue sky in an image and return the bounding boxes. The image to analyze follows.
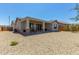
[0,3,77,25]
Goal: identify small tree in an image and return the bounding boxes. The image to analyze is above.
[70,4,79,31]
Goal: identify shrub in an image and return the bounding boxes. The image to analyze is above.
[10,41,18,46]
[70,25,78,32]
[64,25,70,31]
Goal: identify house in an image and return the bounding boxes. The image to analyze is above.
[12,17,66,34]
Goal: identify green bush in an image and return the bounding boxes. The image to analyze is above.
[71,26,76,31]
[64,24,79,32]
[10,41,18,46]
[64,25,70,31]
[71,25,78,32]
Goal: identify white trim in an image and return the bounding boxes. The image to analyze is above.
[52,22,58,31]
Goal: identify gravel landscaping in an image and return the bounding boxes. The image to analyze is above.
[0,31,79,55]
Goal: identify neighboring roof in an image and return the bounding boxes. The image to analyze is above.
[49,20,66,24]
[0,25,10,27]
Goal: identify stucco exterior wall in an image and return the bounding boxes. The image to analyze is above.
[13,17,66,33]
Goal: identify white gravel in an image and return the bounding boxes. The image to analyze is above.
[0,31,79,55]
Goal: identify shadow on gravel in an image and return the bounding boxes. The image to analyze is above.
[71,31,79,33]
[13,31,60,37]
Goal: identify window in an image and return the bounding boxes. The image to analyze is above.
[54,26,57,29]
[54,24,57,27]
[52,23,58,29]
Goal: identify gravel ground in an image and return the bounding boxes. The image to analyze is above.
[0,31,79,55]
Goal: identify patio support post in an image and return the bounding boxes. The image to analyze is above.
[43,22,45,32]
[26,19,30,33]
[34,24,36,31]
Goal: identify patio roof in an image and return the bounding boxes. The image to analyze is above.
[19,16,48,23]
[15,16,68,24]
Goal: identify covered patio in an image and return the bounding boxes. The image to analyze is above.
[20,18,50,33]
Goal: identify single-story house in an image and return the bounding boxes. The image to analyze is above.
[12,17,67,34]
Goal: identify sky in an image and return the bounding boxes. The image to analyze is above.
[0,3,77,25]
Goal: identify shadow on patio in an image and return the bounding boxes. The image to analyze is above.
[13,31,60,37]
